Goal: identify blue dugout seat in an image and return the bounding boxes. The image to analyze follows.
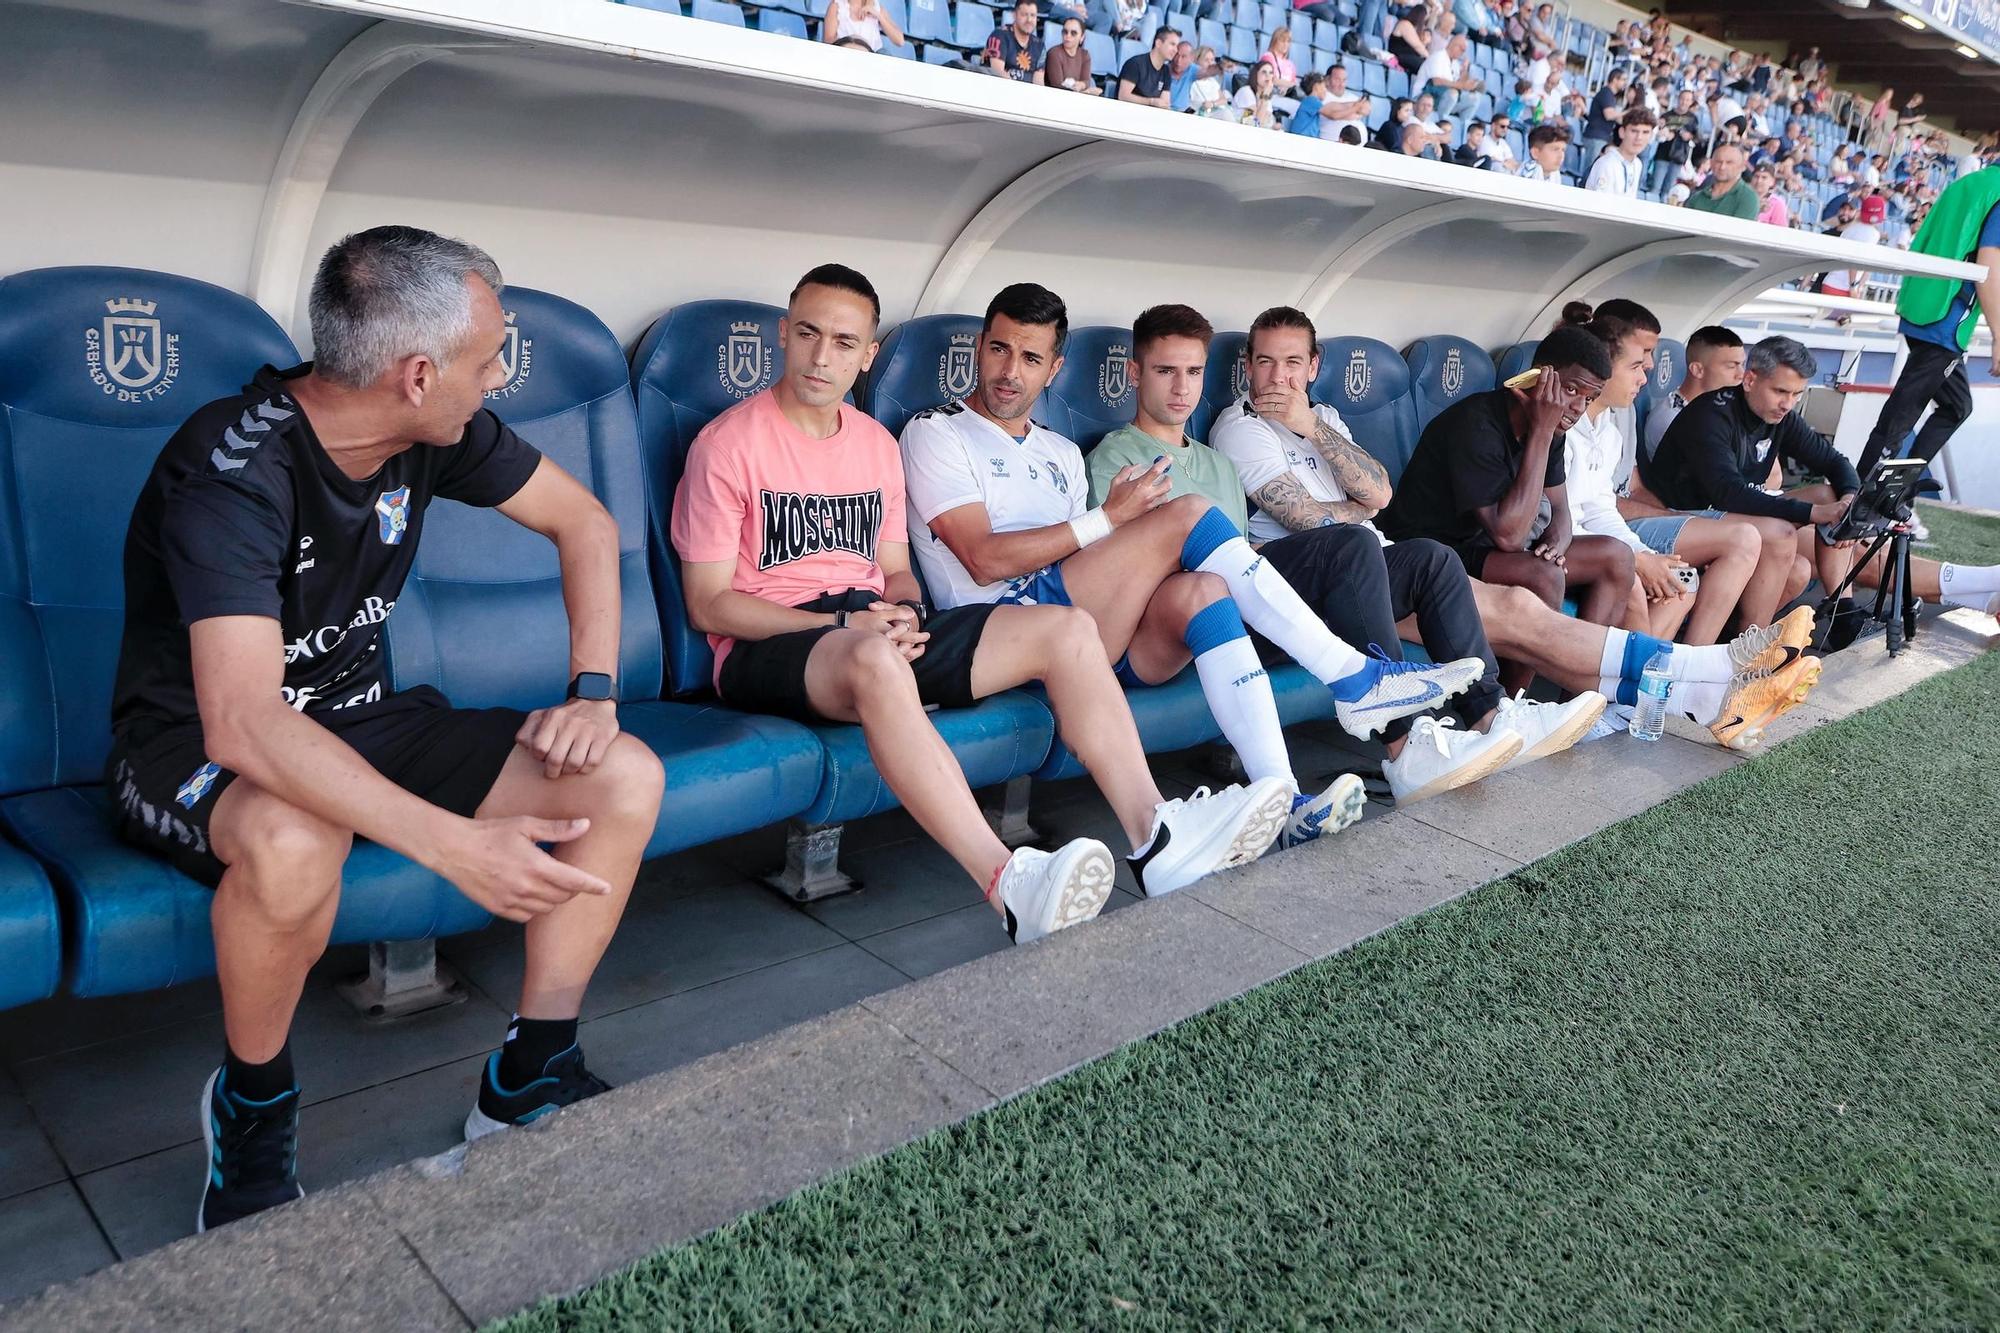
[1493,338,1537,383]
[1191,329,1248,443]
[0,837,59,1009]
[400,286,822,860]
[1308,335,1418,481]
[632,301,1054,830]
[0,267,491,996]
[1042,325,1137,449]
[1635,335,1684,441]
[1403,334,1495,435]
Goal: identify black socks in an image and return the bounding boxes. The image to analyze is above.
[497,1015,578,1088]
[224,1040,295,1103]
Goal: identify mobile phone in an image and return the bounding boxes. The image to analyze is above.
[1671,563,1700,592]
[1503,367,1545,390]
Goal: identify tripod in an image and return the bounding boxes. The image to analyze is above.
[1819,512,1920,656]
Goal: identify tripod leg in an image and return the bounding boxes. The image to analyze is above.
[1885,534,1906,655]
[1900,533,1919,643]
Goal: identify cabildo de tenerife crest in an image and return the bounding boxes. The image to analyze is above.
[1098,342,1132,407]
[85,296,181,403]
[937,331,977,400]
[1441,347,1465,398]
[1343,347,1371,403]
[719,319,773,400]
[486,309,534,400]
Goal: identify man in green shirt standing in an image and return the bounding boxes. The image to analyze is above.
[1682,143,1759,221]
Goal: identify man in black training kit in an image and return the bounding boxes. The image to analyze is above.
[107,226,663,1232]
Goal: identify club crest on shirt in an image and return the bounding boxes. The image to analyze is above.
[175,761,220,809]
[1752,437,1773,463]
[939,333,978,400]
[374,485,411,545]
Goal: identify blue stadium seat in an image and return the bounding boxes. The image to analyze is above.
[1197,18,1228,53]
[1228,24,1259,63]
[1387,66,1410,98]
[1403,334,1495,436]
[1312,17,1339,49]
[626,0,685,14]
[1634,335,1685,442]
[862,312,992,440]
[1117,36,1148,66]
[1361,61,1386,96]
[0,837,59,1009]
[1287,13,1312,48]
[757,8,809,37]
[877,0,909,27]
[1308,335,1419,480]
[955,2,995,48]
[691,0,748,25]
[631,303,1054,832]
[905,0,954,43]
[881,36,916,56]
[1260,2,1285,34]
[923,43,962,63]
[1083,28,1115,73]
[1232,0,1258,27]
[1492,339,1537,383]
[0,266,491,996]
[1192,330,1249,443]
[1043,325,1137,450]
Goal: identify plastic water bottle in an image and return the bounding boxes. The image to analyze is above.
[1627,649,1671,741]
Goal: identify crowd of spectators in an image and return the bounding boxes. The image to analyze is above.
[796,0,1999,289]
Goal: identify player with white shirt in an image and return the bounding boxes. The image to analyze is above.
[900,284,1485,851]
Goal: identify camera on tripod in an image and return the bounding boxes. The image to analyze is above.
[1816,459,1929,546]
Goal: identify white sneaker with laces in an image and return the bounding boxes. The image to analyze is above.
[994,838,1114,944]
[1279,774,1368,850]
[1132,777,1296,897]
[1382,716,1523,804]
[1491,691,1607,768]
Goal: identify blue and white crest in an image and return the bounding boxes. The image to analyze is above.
[175,761,220,809]
[374,485,411,545]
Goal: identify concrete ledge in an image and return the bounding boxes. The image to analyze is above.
[4,619,1990,1330]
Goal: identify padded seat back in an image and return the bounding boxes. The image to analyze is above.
[1403,335,1495,434]
[1310,336,1418,480]
[1493,339,1537,383]
[0,267,297,793]
[1635,335,1685,439]
[631,299,788,695]
[1193,331,1249,443]
[390,286,663,709]
[863,313,985,440]
[1042,325,1136,451]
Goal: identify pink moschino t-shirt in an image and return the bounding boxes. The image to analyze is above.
[670,388,907,683]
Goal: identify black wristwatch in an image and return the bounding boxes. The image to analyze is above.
[897,598,930,629]
[834,609,851,630]
[566,671,616,703]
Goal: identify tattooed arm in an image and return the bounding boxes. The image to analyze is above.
[1302,416,1393,510]
[1249,472,1379,534]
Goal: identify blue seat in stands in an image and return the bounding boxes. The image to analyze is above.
[881,35,917,56]
[1042,325,1137,449]
[905,0,954,43]
[1312,17,1339,49]
[757,8,809,37]
[626,0,685,14]
[691,0,748,26]
[1287,12,1312,48]
[1192,329,1249,443]
[1635,335,1685,440]
[1309,335,1419,480]
[632,301,1053,833]
[1493,339,1538,383]
[1083,28,1116,75]
[397,286,822,860]
[1228,24,1259,64]
[1403,334,1496,437]
[0,267,491,997]
[1197,18,1228,53]
[955,2,995,48]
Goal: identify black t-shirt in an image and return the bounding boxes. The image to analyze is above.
[1586,86,1622,138]
[1638,385,1858,526]
[1378,389,1567,549]
[111,363,542,742]
[1119,52,1168,99]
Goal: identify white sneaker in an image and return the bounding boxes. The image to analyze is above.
[994,838,1114,944]
[1332,649,1489,740]
[1278,773,1367,849]
[1491,691,1606,768]
[1132,777,1296,897]
[1381,716,1523,805]
[1581,702,1632,743]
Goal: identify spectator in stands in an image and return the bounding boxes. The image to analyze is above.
[1455,120,1495,168]
[823,0,905,49]
[1189,46,1230,116]
[1421,34,1490,121]
[1518,121,1569,181]
[1650,88,1698,200]
[1118,25,1177,107]
[1374,95,1415,149]
[1637,336,1860,631]
[1259,27,1301,97]
[1043,17,1094,92]
[1583,68,1630,160]
[1505,79,1534,122]
[1287,73,1328,138]
[1638,324,1744,465]
[1751,165,1789,226]
[1586,108,1655,198]
[1523,1,1557,57]
[985,0,1045,82]
[1094,0,1148,37]
[1235,59,1281,127]
[1315,63,1370,137]
[1485,111,1518,169]
[1387,4,1435,74]
[114,227,663,1229]
[1683,143,1758,219]
[831,35,873,49]
[681,268,1223,940]
[1820,179,1864,223]
[1455,0,1504,45]
[1353,0,1394,63]
[904,287,1481,851]
[1377,324,1640,643]
[1169,40,1201,110]
[1398,121,1435,158]
[1562,90,1590,144]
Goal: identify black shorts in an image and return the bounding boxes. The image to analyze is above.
[105,685,524,887]
[717,589,1000,724]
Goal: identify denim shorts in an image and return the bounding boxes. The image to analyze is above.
[1627,507,1726,555]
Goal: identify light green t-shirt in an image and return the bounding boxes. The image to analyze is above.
[1086,425,1250,537]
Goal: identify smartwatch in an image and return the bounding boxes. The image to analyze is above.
[566,671,616,703]
[897,598,930,629]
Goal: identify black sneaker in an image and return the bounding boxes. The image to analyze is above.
[463,1045,611,1142]
[197,1067,303,1234]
